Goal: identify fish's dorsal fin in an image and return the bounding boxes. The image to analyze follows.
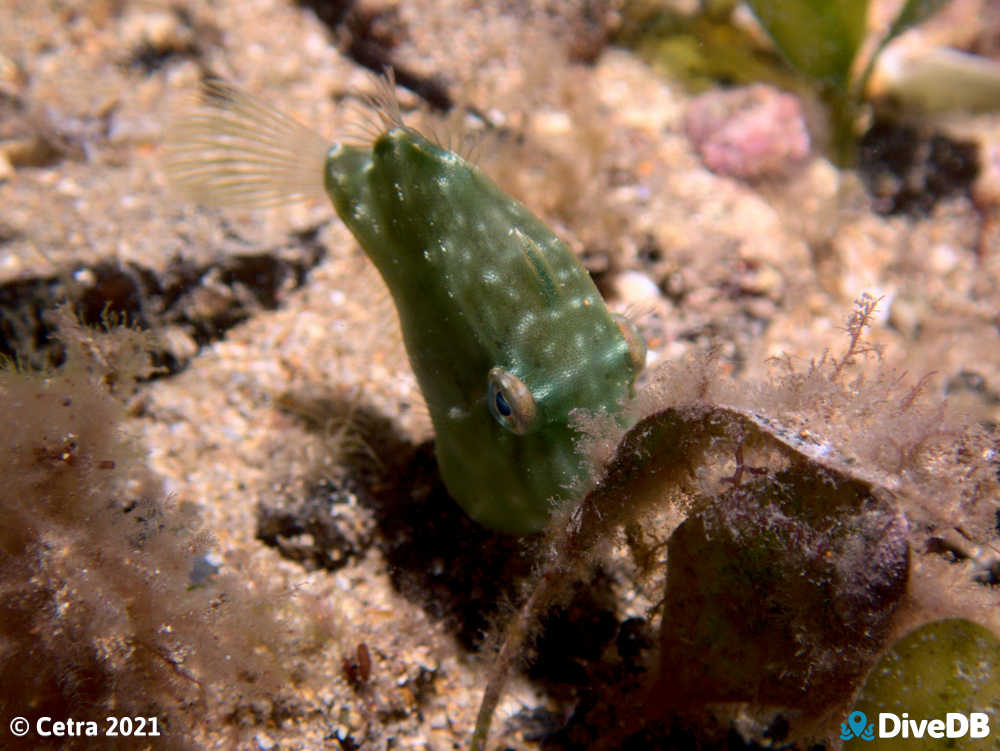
[342,69,410,146]
[351,69,486,166]
[368,68,406,133]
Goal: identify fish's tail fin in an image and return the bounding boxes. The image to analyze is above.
[163,78,330,207]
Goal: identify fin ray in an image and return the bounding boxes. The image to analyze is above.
[164,79,330,207]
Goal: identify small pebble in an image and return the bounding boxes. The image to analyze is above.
[685,84,811,180]
[120,9,194,54]
[973,138,1000,208]
[0,135,58,168]
[611,270,661,303]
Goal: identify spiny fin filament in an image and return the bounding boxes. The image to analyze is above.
[163,78,330,207]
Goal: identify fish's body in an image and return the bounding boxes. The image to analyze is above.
[166,78,644,534]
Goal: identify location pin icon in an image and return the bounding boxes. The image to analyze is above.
[848,711,867,738]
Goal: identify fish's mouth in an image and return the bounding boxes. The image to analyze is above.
[433,417,585,535]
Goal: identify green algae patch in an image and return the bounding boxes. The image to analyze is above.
[848,618,1000,750]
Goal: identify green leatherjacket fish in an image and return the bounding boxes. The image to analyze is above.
[165,75,645,534]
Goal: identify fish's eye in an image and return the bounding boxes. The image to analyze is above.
[613,313,647,378]
[487,367,537,434]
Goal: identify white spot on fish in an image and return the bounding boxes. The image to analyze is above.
[516,312,537,336]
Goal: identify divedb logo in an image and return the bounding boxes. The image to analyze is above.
[841,711,875,741]
[841,710,992,742]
